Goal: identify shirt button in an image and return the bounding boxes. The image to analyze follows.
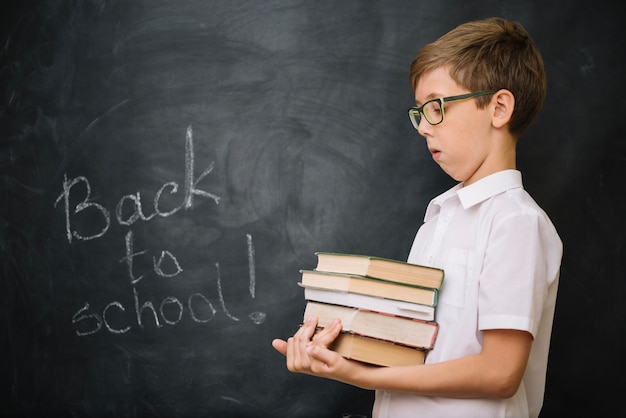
[427,256,434,264]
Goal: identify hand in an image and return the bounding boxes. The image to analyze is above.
[272,316,344,376]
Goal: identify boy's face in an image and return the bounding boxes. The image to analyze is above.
[413,67,502,186]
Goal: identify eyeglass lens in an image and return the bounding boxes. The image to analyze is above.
[409,100,443,128]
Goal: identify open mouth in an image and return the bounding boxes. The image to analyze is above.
[429,147,441,160]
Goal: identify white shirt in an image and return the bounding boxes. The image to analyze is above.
[373,170,562,418]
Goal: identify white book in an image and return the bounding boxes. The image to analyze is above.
[300,283,435,322]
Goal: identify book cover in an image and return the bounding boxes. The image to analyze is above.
[316,329,427,367]
[315,252,444,290]
[300,270,438,307]
[304,301,439,349]
[300,284,435,321]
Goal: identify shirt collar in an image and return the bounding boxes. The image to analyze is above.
[457,169,523,209]
[423,170,523,222]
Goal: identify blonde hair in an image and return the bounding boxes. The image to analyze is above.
[410,17,546,138]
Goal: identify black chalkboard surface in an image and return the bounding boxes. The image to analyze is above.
[2,1,626,417]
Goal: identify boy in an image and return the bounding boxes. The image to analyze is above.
[272,17,562,418]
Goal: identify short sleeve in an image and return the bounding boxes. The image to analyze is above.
[478,207,560,337]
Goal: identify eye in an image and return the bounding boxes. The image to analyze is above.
[424,101,442,116]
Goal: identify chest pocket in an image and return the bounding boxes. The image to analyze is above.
[438,248,473,308]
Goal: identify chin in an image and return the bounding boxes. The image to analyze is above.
[441,169,465,183]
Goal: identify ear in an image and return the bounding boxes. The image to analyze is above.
[491,89,515,129]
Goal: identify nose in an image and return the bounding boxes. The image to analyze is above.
[416,116,431,138]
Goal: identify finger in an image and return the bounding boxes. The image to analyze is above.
[305,319,343,373]
[291,317,316,362]
[271,338,287,356]
[289,339,313,373]
[289,316,321,371]
[295,315,318,340]
[293,330,313,370]
[306,343,342,373]
[312,318,343,346]
[285,336,296,369]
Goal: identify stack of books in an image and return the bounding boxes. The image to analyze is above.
[299,252,444,367]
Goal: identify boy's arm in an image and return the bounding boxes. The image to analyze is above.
[272,316,532,399]
[351,328,532,398]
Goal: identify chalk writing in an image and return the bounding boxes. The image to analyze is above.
[121,230,184,284]
[54,175,111,242]
[58,125,266,336]
[215,262,239,322]
[54,125,219,243]
[247,233,256,297]
[246,233,267,325]
[71,232,259,336]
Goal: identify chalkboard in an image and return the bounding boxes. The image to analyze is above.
[2,1,625,417]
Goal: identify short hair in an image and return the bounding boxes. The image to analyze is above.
[410,17,546,139]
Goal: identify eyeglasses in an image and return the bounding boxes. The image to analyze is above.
[408,90,494,129]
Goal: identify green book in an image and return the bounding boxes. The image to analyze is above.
[314,252,444,290]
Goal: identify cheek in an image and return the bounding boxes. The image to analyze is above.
[455,118,491,156]
[445,134,475,159]
[441,137,485,178]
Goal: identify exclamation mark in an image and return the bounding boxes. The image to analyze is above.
[247,234,256,298]
[247,234,266,325]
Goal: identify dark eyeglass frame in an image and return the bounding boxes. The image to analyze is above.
[408,90,495,129]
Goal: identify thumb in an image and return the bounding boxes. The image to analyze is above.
[271,338,288,356]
